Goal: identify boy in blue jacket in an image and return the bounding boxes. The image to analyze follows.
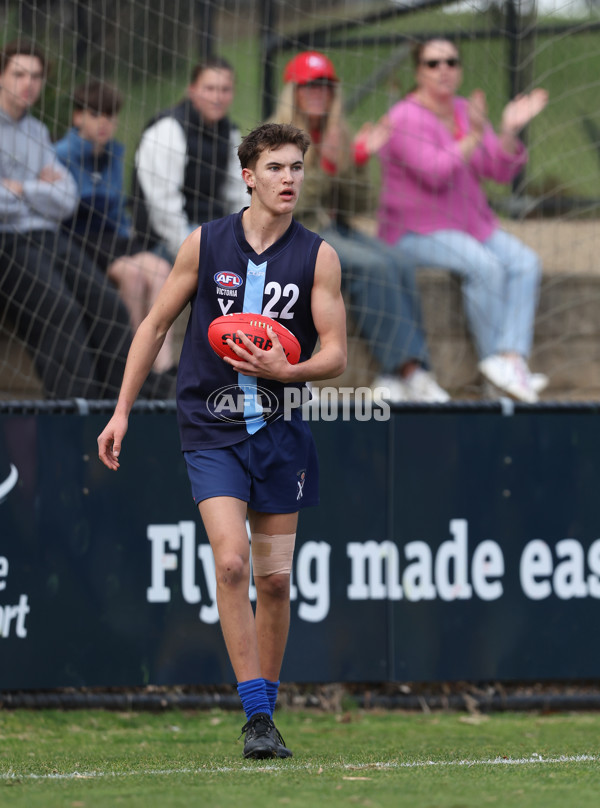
[55,81,174,372]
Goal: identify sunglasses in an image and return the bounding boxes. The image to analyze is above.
[421,58,461,69]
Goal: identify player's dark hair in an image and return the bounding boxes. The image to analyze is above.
[190,56,234,84]
[238,123,311,196]
[238,122,311,172]
[73,80,123,116]
[0,39,47,76]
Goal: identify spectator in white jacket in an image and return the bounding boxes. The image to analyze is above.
[131,56,248,261]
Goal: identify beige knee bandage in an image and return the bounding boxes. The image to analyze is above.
[251,533,296,577]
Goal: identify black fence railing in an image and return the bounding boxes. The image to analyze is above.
[2,399,600,415]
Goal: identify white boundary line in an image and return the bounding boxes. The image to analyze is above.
[0,754,597,780]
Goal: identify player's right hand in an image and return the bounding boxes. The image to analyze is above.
[97,414,129,470]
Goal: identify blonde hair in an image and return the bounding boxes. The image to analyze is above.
[269,81,353,172]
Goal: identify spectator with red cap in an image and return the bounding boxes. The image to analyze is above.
[270,51,449,403]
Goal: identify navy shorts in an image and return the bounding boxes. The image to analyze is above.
[184,411,319,513]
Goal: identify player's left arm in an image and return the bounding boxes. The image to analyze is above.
[225,240,347,382]
[298,240,347,381]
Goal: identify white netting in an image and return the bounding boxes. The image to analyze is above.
[1,0,600,399]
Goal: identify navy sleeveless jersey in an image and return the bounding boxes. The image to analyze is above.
[177,211,322,450]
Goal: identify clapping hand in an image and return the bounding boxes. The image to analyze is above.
[467,89,488,139]
[321,125,343,167]
[501,88,548,136]
[354,115,392,156]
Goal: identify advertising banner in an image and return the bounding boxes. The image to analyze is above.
[1,408,599,689]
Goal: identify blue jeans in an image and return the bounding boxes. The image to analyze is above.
[396,228,541,359]
[321,224,429,373]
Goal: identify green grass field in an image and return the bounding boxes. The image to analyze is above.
[1,708,599,807]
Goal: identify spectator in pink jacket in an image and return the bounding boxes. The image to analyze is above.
[376,38,549,402]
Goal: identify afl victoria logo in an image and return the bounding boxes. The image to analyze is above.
[214,271,243,289]
[0,463,18,503]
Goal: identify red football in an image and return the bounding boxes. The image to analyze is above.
[207,312,302,364]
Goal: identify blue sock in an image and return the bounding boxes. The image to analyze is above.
[237,678,271,721]
[265,679,280,715]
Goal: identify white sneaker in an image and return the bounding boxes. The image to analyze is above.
[403,367,450,403]
[478,355,538,403]
[371,374,407,403]
[513,356,549,395]
[482,375,547,400]
[529,372,549,395]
